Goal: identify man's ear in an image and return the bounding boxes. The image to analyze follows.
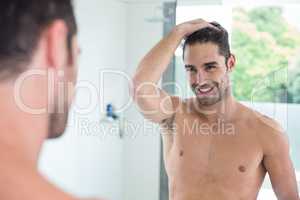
[226,54,236,72]
[44,20,69,70]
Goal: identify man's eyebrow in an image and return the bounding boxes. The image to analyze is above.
[204,61,218,66]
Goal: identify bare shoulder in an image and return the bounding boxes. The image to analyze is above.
[242,104,289,155]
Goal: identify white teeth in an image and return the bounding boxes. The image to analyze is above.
[199,87,212,92]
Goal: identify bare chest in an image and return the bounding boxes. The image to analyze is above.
[165,117,265,185]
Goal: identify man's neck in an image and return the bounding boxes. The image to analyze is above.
[191,92,239,123]
[0,84,47,165]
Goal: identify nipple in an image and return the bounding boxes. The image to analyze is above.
[179,150,184,157]
[238,165,246,173]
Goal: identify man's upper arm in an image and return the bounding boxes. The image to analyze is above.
[132,83,180,123]
[262,126,299,200]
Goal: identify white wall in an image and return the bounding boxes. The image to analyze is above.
[123,2,164,200]
[39,1,127,200]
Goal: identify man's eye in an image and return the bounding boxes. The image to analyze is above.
[186,68,196,72]
[206,65,216,70]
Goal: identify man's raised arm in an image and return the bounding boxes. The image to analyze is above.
[131,19,215,123]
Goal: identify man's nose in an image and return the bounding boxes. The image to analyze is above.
[196,71,208,85]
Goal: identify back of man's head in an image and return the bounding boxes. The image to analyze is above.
[0,0,77,81]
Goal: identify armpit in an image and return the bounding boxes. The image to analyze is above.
[160,113,176,132]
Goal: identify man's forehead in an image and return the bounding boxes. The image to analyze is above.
[184,44,225,65]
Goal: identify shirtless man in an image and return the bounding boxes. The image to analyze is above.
[132,19,299,200]
[0,0,100,199]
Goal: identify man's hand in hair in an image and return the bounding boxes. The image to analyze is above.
[174,18,219,37]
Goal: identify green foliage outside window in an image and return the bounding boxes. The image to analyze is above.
[232,7,300,103]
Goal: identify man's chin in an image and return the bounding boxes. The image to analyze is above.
[196,96,220,107]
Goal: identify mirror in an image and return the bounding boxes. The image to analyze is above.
[169,0,300,199]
